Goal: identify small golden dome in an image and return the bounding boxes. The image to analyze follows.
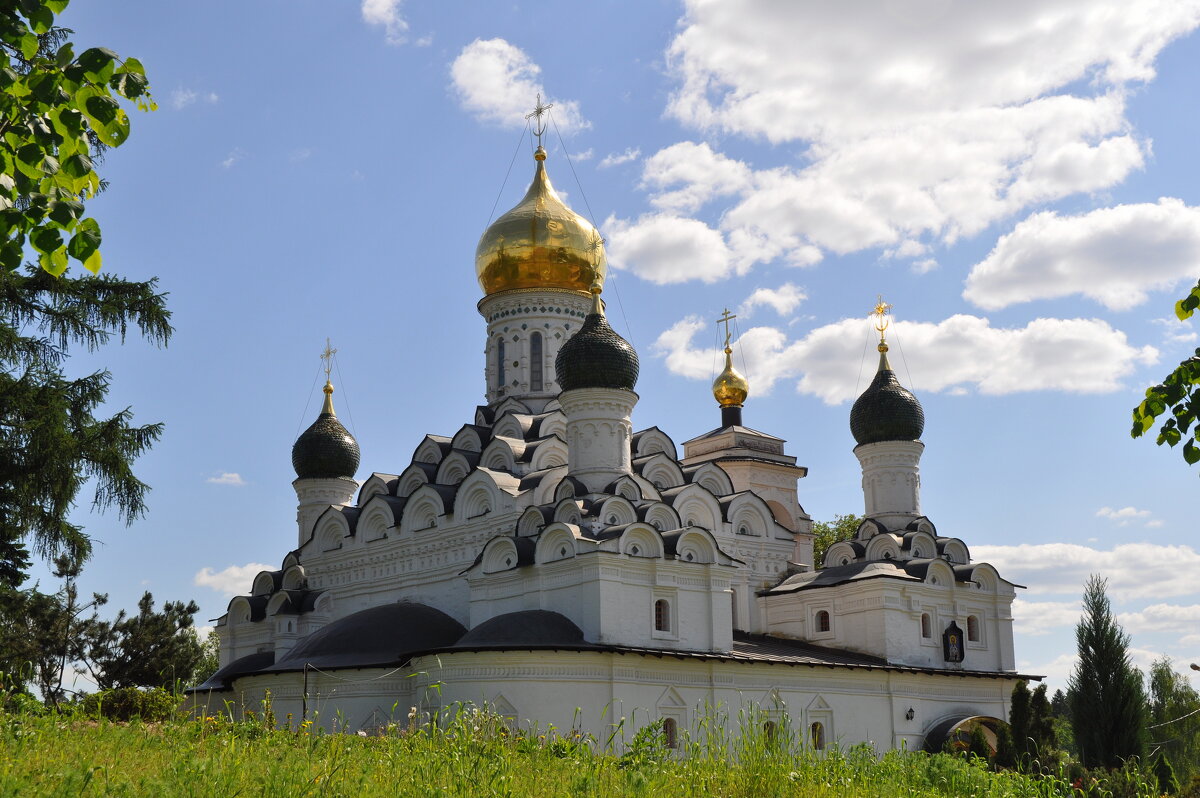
[712,346,749,408]
[475,147,607,296]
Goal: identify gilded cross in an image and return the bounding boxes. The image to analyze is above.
[320,338,337,380]
[871,295,892,342]
[717,308,737,349]
[525,93,554,149]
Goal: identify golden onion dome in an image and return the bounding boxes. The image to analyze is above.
[712,346,749,408]
[475,146,607,296]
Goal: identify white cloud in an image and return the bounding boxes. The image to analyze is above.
[221,148,244,169]
[1021,652,1077,689]
[361,0,408,44]
[194,563,273,598]
[972,542,1200,600]
[739,283,807,317]
[1118,603,1200,634]
[1153,316,1198,345]
[626,1,1200,277]
[170,88,218,110]
[414,34,433,48]
[1012,599,1080,636]
[1096,506,1153,526]
[206,472,246,487]
[450,39,586,132]
[653,313,1158,403]
[605,213,738,285]
[641,142,753,214]
[571,148,594,162]
[964,199,1200,311]
[599,147,642,169]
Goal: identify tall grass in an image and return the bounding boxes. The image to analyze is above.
[0,702,1144,797]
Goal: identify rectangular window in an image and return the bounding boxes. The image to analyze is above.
[530,333,543,391]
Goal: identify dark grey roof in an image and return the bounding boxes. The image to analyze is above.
[264,602,466,672]
[764,560,921,594]
[292,412,360,479]
[555,309,639,391]
[189,651,276,692]
[849,351,924,446]
[456,610,585,647]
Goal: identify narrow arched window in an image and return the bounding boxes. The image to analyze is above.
[662,717,677,749]
[530,332,543,391]
[763,720,777,745]
[811,721,825,751]
[654,599,671,632]
[967,615,980,642]
[496,337,506,390]
[730,590,739,631]
[816,610,831,633]
[921,613,931,639]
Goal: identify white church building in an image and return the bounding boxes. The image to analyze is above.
[189,139,1026,752]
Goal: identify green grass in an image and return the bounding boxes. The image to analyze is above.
[0,706,1136,797]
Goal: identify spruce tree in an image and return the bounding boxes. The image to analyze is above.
[1066,575,1147,768]
[1009,680,1031,758]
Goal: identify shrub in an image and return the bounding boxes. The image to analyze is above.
[82,687,179,722]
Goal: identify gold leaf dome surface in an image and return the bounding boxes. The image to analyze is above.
[475,148,607,296]
[713,347,749,408]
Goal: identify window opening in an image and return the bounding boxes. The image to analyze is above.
[921,613,931,639]
[497,338,506,389]
[654,599,670,632]
[530,332,543,391]
[816,610,830,633]
[811,721,825,751]
[967,615,980,642]
[662,717,678,749]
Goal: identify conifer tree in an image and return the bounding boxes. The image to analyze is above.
[1066,575,1147,768]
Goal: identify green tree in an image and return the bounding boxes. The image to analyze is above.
[2,0,154,276]
[812,513,861,569]
[0,3,167,579]
[1067,575,1147,769]
[1009,680,1031,756]
[78,591,203,690]
[1028,683,1056,757]
[1146,656,1200,786]
[1131,279,1200,475]
[194,628,219,686]
[0,553,105,707]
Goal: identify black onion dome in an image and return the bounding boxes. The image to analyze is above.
[292,384,360,479]
[555,300,639,391]
[850,351,924,445]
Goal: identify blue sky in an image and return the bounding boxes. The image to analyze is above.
[34,0,1200,693]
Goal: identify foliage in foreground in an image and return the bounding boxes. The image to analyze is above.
[1132,278,1200,476]
[0,704,1110,798]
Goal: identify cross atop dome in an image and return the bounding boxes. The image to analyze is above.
[872,295,892,352]
[525,93,553,150]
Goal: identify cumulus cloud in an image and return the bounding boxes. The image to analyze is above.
[972,542,1200,600]
[653,313,1158,403]
[605,213,739,284]
[1096,506,1154,526]
[221,148,244,169]
[739,283,807,317]
[194,563,273,597]
[618,1,1200,279]
[964,199,1200,311]
[1118,603,1200,634]
[206,472,247,487]
[361,0,408,44]
[599,147,642,168]
[450,39,586,131]
[1012,599,1080,636]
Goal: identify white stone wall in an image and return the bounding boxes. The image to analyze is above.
[191,650,1017,755]
[560,388,637,493]
[292,477,358,548]
[854,440,924,528]
[479,289,592,410]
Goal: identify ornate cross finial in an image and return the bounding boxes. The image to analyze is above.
[320,337,337,380]
[525,93,554,149]
[717,308,737,350]
[871,295,892,343]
